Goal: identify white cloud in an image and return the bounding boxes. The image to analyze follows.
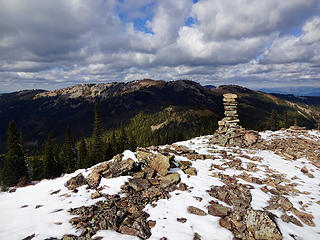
[0,0,319,92]
[262,17,320,64]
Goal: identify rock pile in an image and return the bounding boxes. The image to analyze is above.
[211,93,262,147]
[207,183,283,240]
[63,149,186,240]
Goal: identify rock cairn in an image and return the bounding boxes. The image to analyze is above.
[218,93,240,131]
[211,93,262,147]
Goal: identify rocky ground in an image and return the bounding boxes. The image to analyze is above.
[0,128,320,240]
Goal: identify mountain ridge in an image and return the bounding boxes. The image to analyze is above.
[0,79,319,153]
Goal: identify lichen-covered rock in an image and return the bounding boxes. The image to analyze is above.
[86,171,101,188]
[280,214,303,227]
[91,161,110,174]
[149,154,171,176]
[244,131,261,146]
[208,202,231,217]
[184,167,197,176]
[159,172,180,187]
[245,210,282,240]
[220,210,282,240]
[207,183,252,210]
[128,178,151,191]
[102,158,136,178]
[292,208,315,226]
[178,161,192,170]
[187,206,207,216]
[65,173,86,190]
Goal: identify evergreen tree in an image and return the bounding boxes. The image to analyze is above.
[30,155,43,180]
[89,104,105,165]
[1,121,29,186]
[129,136,138,151]
[59,127,77,173]
[119,127,129,152]
[269,110,280,131]
[111,130,118,155]
[284,111,289,128]
[77,136,88,169]
[43,134,62,179]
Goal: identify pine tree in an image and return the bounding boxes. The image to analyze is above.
[269,110,280,131]
[111,130,118,155]
[284,111,289,128]
[59,127,77,173]
[30,155,43,180]
[89,104,105,165]
[119,127,129,152]
[1,121,29,186]
[43,134,62,179]
[77,136,88,169]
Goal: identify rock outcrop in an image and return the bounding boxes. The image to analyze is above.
[64,149,182,240]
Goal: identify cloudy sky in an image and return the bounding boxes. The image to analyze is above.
[0,0,320,92]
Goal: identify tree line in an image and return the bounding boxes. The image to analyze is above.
[0,104,137,187]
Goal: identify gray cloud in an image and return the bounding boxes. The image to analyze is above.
[0,0,319,92]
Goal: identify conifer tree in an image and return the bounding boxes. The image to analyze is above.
[77,136,88,168]
[30,155,43,180]
[89,104,105,165]
[284,111,289,128]
[43,134,62,179]
[1,121,29,186]
[269,110,280,131]
[59,127,77,173]
[119,127,129,152]
[110,130,118,155]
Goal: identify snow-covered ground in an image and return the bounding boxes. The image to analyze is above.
[0,130,319,240]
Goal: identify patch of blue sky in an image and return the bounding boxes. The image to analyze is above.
[117,1,155,34]
[184,16,196,26]
[290,27,302,37]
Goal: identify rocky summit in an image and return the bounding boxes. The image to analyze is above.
[0,127,320,239]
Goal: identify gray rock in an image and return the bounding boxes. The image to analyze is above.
[66,173,86,190]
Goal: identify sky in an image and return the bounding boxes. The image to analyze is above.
[0,0,320,92]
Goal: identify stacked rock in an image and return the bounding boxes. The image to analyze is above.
[212,93,262,147]
[218,93,240,131]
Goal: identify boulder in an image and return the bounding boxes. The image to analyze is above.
[66,173,86,190]
[245,210,282,240]
[86,171,101,188]
[178,161,192,170]
[244,131,260,146]
[91,161,110,174]
[102,158,136,178]
[159,172,180,187]
[208,202,231,217]
[207,183,252,210]
[149,154,171,176]
[128,178,151,191]
[136,149,154,164]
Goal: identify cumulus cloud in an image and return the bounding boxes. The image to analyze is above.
[0,0,319,92]
[262,17,320,64]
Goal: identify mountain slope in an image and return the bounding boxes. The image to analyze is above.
[0,80,319,153]
[0,129,319,240]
